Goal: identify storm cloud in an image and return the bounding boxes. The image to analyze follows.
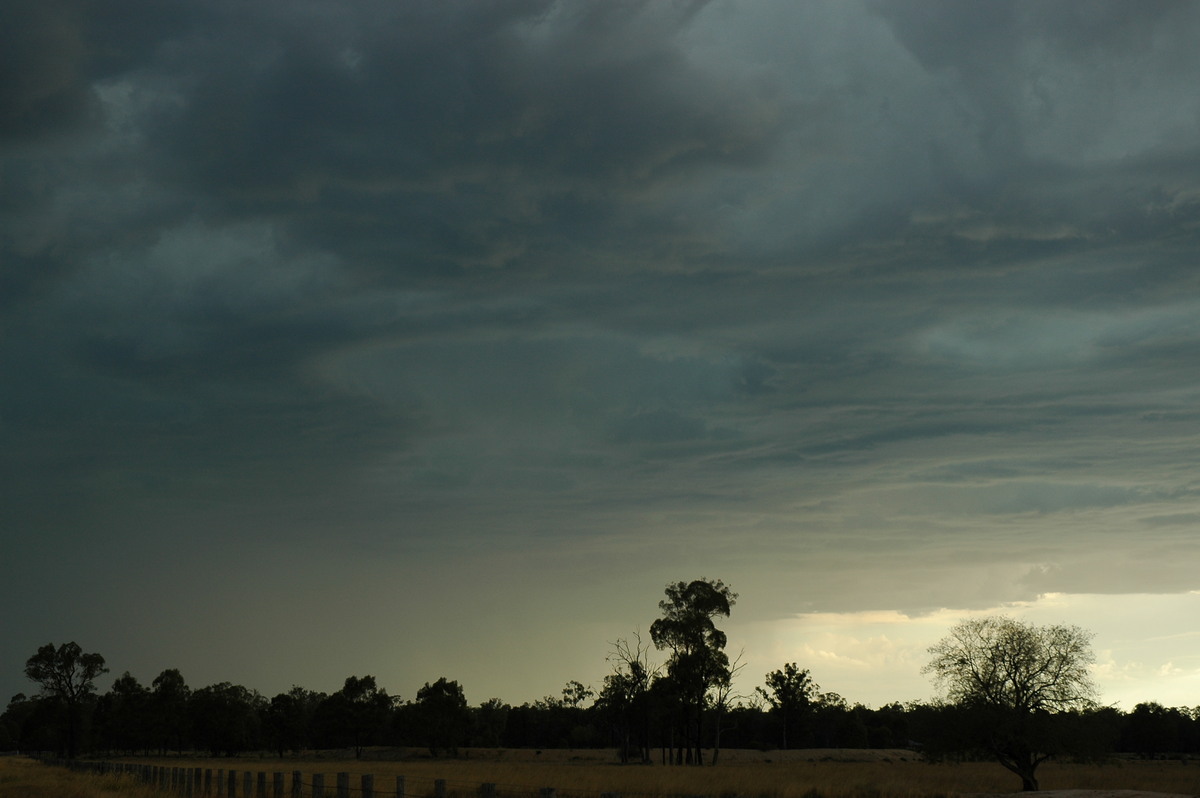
[4,0,1200,707]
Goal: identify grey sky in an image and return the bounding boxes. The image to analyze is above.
[4,0,1200,709]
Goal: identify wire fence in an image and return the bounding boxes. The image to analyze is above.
[42,759,634,798]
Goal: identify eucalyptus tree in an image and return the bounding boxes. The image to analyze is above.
[649,578,736,765]
[150,669,191,754]
[412,677,469,757]
[757,662,818,750]
[96,672,152,754]
[316,675,394,758]
[924,615,1098,791]
[342,675,394,757]
[24,642,107,758]
[189,682,264,756]
[266,686,326,757]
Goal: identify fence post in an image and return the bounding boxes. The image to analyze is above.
[434,779,447,798]
[244,771,253,798]
[257,771,267,798]
[229,770,238,798]
[207,769,214,796]
[336,772,350,798]
[481,783,497,798]
[218,769,226,797]
[540,789,556,798]
[274,772,285,798]
[395,775,406,798]
[362,773,374,798]
[313,773,325,798]
[292,771,303,798]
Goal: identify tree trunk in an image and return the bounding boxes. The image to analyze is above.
[998,751,1042,792]
[65,702,79,759]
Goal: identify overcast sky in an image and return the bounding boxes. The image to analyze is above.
[4,0,1200,714]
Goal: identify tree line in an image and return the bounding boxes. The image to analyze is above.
[4,579,1200,788]
[6,657,1198,761]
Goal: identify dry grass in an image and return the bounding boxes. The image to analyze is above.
[106,749,1200,798]
[0,755,162,798]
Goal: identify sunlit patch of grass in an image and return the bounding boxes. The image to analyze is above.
[0,756,162,798]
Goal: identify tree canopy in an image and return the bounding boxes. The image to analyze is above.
[757,662,818,750]
[650,578,737,765]
[24,642,107,758]
[924,615,1098,791]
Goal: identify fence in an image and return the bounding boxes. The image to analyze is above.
[43,759,626,798]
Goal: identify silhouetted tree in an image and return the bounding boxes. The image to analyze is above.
[1,693,58,753]
[189,682,264,756]
[598,634,656,763]
[649,578,736,765]
[24,642,107,758]
[561,680,594,708]
[1123,702,1188,757]
[811,691,859,748]
[413,678,469,757]
[0,696,18,751]
[95,672,151,754]
[925,616,1097,791]
[866,702,909,749]
[757,663,818,750]
[150,669,191,754]
[266,686,326,757]
[708,649,745,764]
[316,676,393,759]
[523,681,600,748]
[470,698,509,747]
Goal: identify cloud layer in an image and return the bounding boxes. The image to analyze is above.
[4,0,1200,706]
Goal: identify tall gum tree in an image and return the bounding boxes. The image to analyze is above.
[649,578,736,765]
[24,641,107,758]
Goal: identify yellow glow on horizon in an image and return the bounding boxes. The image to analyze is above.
[737,591,1200,709]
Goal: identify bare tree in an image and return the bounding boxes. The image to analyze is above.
[924,616,1098,791]
[708,648,745,765]
[599,632,658,763]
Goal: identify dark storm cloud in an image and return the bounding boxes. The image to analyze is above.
[107,0,783,284]
[0,0,790,544]
[0,1,96,142]
[7,0,1200,707]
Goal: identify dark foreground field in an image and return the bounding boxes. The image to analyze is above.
[3,750,1196,798]
[113,749,1200,798]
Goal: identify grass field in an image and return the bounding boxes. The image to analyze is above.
[64,749,1199,798]
[0,755,161,798]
